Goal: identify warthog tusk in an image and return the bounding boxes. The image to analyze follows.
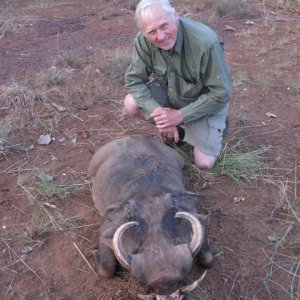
[156,289,184,299]
[138,290,184,300]
[112,221,139,269]
[179,270,207,294]
[137,293,156,300]
[175,211,204,255]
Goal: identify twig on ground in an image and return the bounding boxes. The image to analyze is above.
[73,242,97,276]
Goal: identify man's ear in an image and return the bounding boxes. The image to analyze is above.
[172,11,179,27]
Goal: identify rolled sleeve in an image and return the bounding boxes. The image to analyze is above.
[125,35,161,119]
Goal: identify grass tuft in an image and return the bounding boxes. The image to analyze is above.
[19,169,89,240]
[0,122,12,158]
[212,0,259,19]
[36,67,72,88]
[187,286,210,299]
[213,147,269,185]
[1,82,36,110]
[103,48,132,84]
[26,208,53,239]
[0,121,24,158]
[176,143,269,185]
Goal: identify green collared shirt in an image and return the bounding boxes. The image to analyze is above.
[125,17,232,124]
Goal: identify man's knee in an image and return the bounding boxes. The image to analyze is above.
[194,160,215,170]
[194,148,217,170]
[124,94,139,116]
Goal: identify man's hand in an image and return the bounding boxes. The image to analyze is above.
[158,126,180,142]
[150,107,183,128]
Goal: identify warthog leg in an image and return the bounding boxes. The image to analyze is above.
[92,243,116,278]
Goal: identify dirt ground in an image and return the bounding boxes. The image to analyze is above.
[0,0,299,299]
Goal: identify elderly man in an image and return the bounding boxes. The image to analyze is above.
[124,0,232,170]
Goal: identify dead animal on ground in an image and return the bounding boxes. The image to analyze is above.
[88,135,214,299]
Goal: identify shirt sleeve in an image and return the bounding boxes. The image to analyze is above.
[125,35,161,120]
[180,41,232,124]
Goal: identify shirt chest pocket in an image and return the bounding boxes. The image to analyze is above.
[179,80,203,99]
[153,65,167,85]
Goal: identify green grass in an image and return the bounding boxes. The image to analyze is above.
[25,208,53,239]
[19,170,74,204]
[176,143,269,186]
[213,147,269,185]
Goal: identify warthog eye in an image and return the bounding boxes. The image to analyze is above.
[162,210,177,234]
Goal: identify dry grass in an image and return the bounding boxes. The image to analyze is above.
[1,82,37,110]
[0,120,27,159]
[0,82,50,129]
[54,55,85,69]
[261,0,300,13]
[35,66,72,88]
[18,169,90,240]
[187,286,210,300]
[212,0,259,19]
[0,17,33,39]
[102,48,132,84]
[0,122,12,158]
[263,169,300,299]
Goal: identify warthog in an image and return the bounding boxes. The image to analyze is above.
[88,135,214,297]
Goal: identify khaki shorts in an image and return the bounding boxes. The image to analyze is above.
[148,80,228,156]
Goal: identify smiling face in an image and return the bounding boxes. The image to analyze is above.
[139,4,179,50]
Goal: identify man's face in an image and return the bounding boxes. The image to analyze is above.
[139,5,179,51]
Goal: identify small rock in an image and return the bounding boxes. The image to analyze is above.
[245,20,254,25]
[37,134,52,145]
[265,112,278,118]
[224,25,237,32]
[51,102,67,112]
[233,196,245,204]
[21,246,34,254]
[267,235,279,242]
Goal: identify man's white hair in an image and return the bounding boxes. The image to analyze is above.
[135,0,176,29]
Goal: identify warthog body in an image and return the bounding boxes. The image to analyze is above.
[88,135,213,295]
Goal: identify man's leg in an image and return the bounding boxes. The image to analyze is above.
[185,104,229,170]
[124,80,168,120]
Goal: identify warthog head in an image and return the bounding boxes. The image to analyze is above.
[107,194,207,295]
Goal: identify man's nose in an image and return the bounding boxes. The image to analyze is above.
[156,30,165,41]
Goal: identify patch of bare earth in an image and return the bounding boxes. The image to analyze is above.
[0,1,299,299]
